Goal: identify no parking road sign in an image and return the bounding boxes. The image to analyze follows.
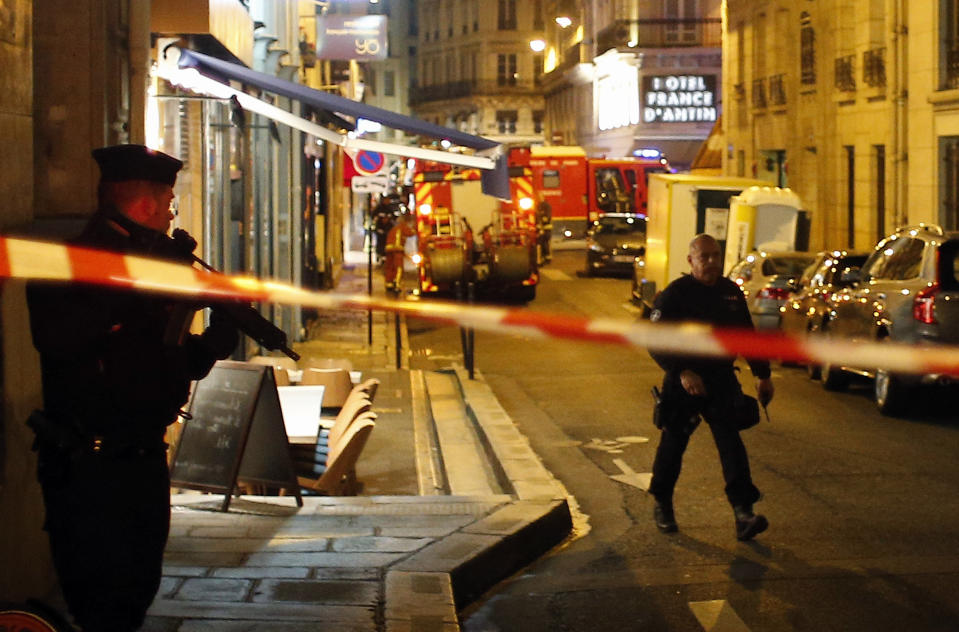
[353,150,386,175]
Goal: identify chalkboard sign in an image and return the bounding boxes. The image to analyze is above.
[170,361,303,511]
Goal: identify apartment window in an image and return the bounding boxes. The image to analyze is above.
[864,47,886,88]
[941,0,959,88]
[800,12,816,84]
[534,0,545,30]
[498,0,517,30]
[384,70,395,97]
[496,110,518,134]
[497,54,518,86]
[941,137,959,230]
[665,0,700,43]
[835,54,856,92]
[533,110,545,134]
[533,53,544,86]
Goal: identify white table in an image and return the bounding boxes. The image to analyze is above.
[277,385,325,443]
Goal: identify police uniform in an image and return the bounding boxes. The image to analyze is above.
[26,145,237,631]
[647,273,770,511]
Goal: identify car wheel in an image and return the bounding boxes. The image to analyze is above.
[874,368,910,416]
[820,362,849,391]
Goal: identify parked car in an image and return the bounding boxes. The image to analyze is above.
[780,249,869,375]
[584,213,646,277]
[728,250,817,330]
[815,224,959,415]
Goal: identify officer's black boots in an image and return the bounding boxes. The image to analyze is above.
[733,505,769,541]
[653,500,678,533]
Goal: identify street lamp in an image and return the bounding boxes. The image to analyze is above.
[529,38,546,52]
[554,0,577,28]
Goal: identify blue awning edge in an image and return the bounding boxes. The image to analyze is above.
[480,153,510,200]
[177,49,499,152]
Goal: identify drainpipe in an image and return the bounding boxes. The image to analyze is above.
[892,0,908,226]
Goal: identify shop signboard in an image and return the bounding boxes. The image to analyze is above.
[642,75,718,124]
[316,15,388,61]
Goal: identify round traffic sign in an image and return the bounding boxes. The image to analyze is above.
[354,150,386,175]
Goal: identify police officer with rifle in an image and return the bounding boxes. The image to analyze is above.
[25,144,294,631]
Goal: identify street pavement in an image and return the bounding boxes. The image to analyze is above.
[141,251,573,631]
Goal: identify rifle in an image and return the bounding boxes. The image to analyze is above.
[103,208,300,361]
[184,243,300,361]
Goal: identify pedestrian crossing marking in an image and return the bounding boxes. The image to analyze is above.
[540,268,573,281]
[689,600,751,632]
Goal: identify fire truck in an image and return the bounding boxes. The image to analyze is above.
[508,146,670,238]
[412,161,539,302]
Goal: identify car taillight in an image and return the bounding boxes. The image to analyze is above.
[757,287,791,301]
[913,282,940,324]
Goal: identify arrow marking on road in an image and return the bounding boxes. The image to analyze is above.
[688,600,751,632]
[609,458,652,490]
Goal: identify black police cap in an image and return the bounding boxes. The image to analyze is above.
[92,144,183,187]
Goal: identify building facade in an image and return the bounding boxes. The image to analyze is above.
[542,0,722,169]
[0,0,349,600]
[721,0,959,252]
[411,0,546,144]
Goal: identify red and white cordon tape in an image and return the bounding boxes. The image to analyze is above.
[2,236,958,378]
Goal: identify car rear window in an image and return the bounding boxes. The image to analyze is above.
[763,256,815,276]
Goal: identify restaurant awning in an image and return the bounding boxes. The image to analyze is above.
[161,48,509,198]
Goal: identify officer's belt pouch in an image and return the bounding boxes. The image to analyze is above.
[26,410,81,452]
[733,393,761,431]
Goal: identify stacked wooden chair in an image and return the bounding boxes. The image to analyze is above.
[293,378,381,496]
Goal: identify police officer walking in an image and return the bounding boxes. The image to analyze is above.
[26,144,239,631]
[647,233,774,541]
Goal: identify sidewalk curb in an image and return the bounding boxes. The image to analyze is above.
[449,365,573,601]
[384,366,574,627]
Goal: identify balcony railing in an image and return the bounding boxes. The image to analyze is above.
[410,80,541,105]
[596,18,722,52]
[768,74,787,105]
[752,78,767,109]
[863,47,886,88]
[835,54,856,92]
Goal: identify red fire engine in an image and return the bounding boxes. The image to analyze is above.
[508,146,670,238]
[412,161,539,302]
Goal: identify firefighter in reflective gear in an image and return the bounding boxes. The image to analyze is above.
[384,212,416,293]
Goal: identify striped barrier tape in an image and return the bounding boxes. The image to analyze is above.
[2,235,959,378]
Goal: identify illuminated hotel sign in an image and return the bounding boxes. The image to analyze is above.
[642,75,717,123]
[597,67,640,131]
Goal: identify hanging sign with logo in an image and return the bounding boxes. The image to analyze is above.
[316,15,388,61]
